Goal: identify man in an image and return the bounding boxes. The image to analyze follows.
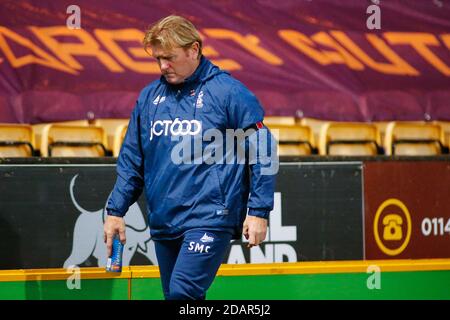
[104,15,276,300]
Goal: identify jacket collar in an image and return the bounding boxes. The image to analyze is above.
[184,56,208,84]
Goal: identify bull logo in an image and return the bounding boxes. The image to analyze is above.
[64,174,157,268]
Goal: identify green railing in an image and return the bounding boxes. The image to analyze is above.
[1,259,449,300]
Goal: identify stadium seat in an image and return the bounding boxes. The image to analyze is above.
[112,124,128,157]
[268,124,314,156]
[299,117,329,149]
[40,125,107,157]
[319,122,381,156]
[263,116,296,126]
[32,120,91,153]
[93,118,130,153]
[433,121,450,148]
[0,124,35,157]
[384,122,444,156]
[372,121,390,147]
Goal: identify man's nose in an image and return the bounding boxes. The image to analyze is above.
[160,60,170,71]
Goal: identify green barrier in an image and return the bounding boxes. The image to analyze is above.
[1,260,450,300]
[207,270,450,300]
[130,270,450,300]
[0,267,132,300]
[0,279,129,300]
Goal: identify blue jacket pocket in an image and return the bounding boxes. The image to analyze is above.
[209,166,225,206]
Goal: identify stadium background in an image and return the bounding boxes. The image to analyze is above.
[0,0,449,300]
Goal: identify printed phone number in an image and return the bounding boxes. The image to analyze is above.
[421,217,450,236]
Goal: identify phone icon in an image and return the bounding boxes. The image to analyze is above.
[382,214,403,241]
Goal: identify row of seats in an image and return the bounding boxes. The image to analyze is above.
[265,117,450,156]
[0,119,128,157]
[0,117,449,157]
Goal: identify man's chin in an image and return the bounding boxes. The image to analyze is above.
[164,75,182,85]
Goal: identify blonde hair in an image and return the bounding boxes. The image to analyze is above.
[143,15,202,58]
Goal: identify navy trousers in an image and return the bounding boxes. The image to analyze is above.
[153,229,233,300]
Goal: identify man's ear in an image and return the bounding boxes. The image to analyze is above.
[190,42,200,60]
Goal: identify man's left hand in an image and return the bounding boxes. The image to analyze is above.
[243,215,268,248]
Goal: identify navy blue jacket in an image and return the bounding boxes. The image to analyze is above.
[107,57,276,240]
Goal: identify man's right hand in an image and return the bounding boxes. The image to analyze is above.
[103,215,126,257]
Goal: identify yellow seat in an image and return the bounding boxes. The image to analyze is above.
[268,124,314,156]
[372,121,390,147]
[433,121,450,147]
[384,122,444,156]
[299,117,329,148]
[41,125,107,157]
[112,124,128,157]
[390,143,442,156]
[93,118,130,152]
[263,116,296,126]
[32,119,91,152]
[447,132,450,150]
[277,144,312,156]
[0,124,35,157]
[319,122,381,156]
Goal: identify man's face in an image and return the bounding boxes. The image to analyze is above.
[151,43,200,85]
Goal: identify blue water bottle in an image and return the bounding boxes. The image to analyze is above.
[106,234,124,273]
